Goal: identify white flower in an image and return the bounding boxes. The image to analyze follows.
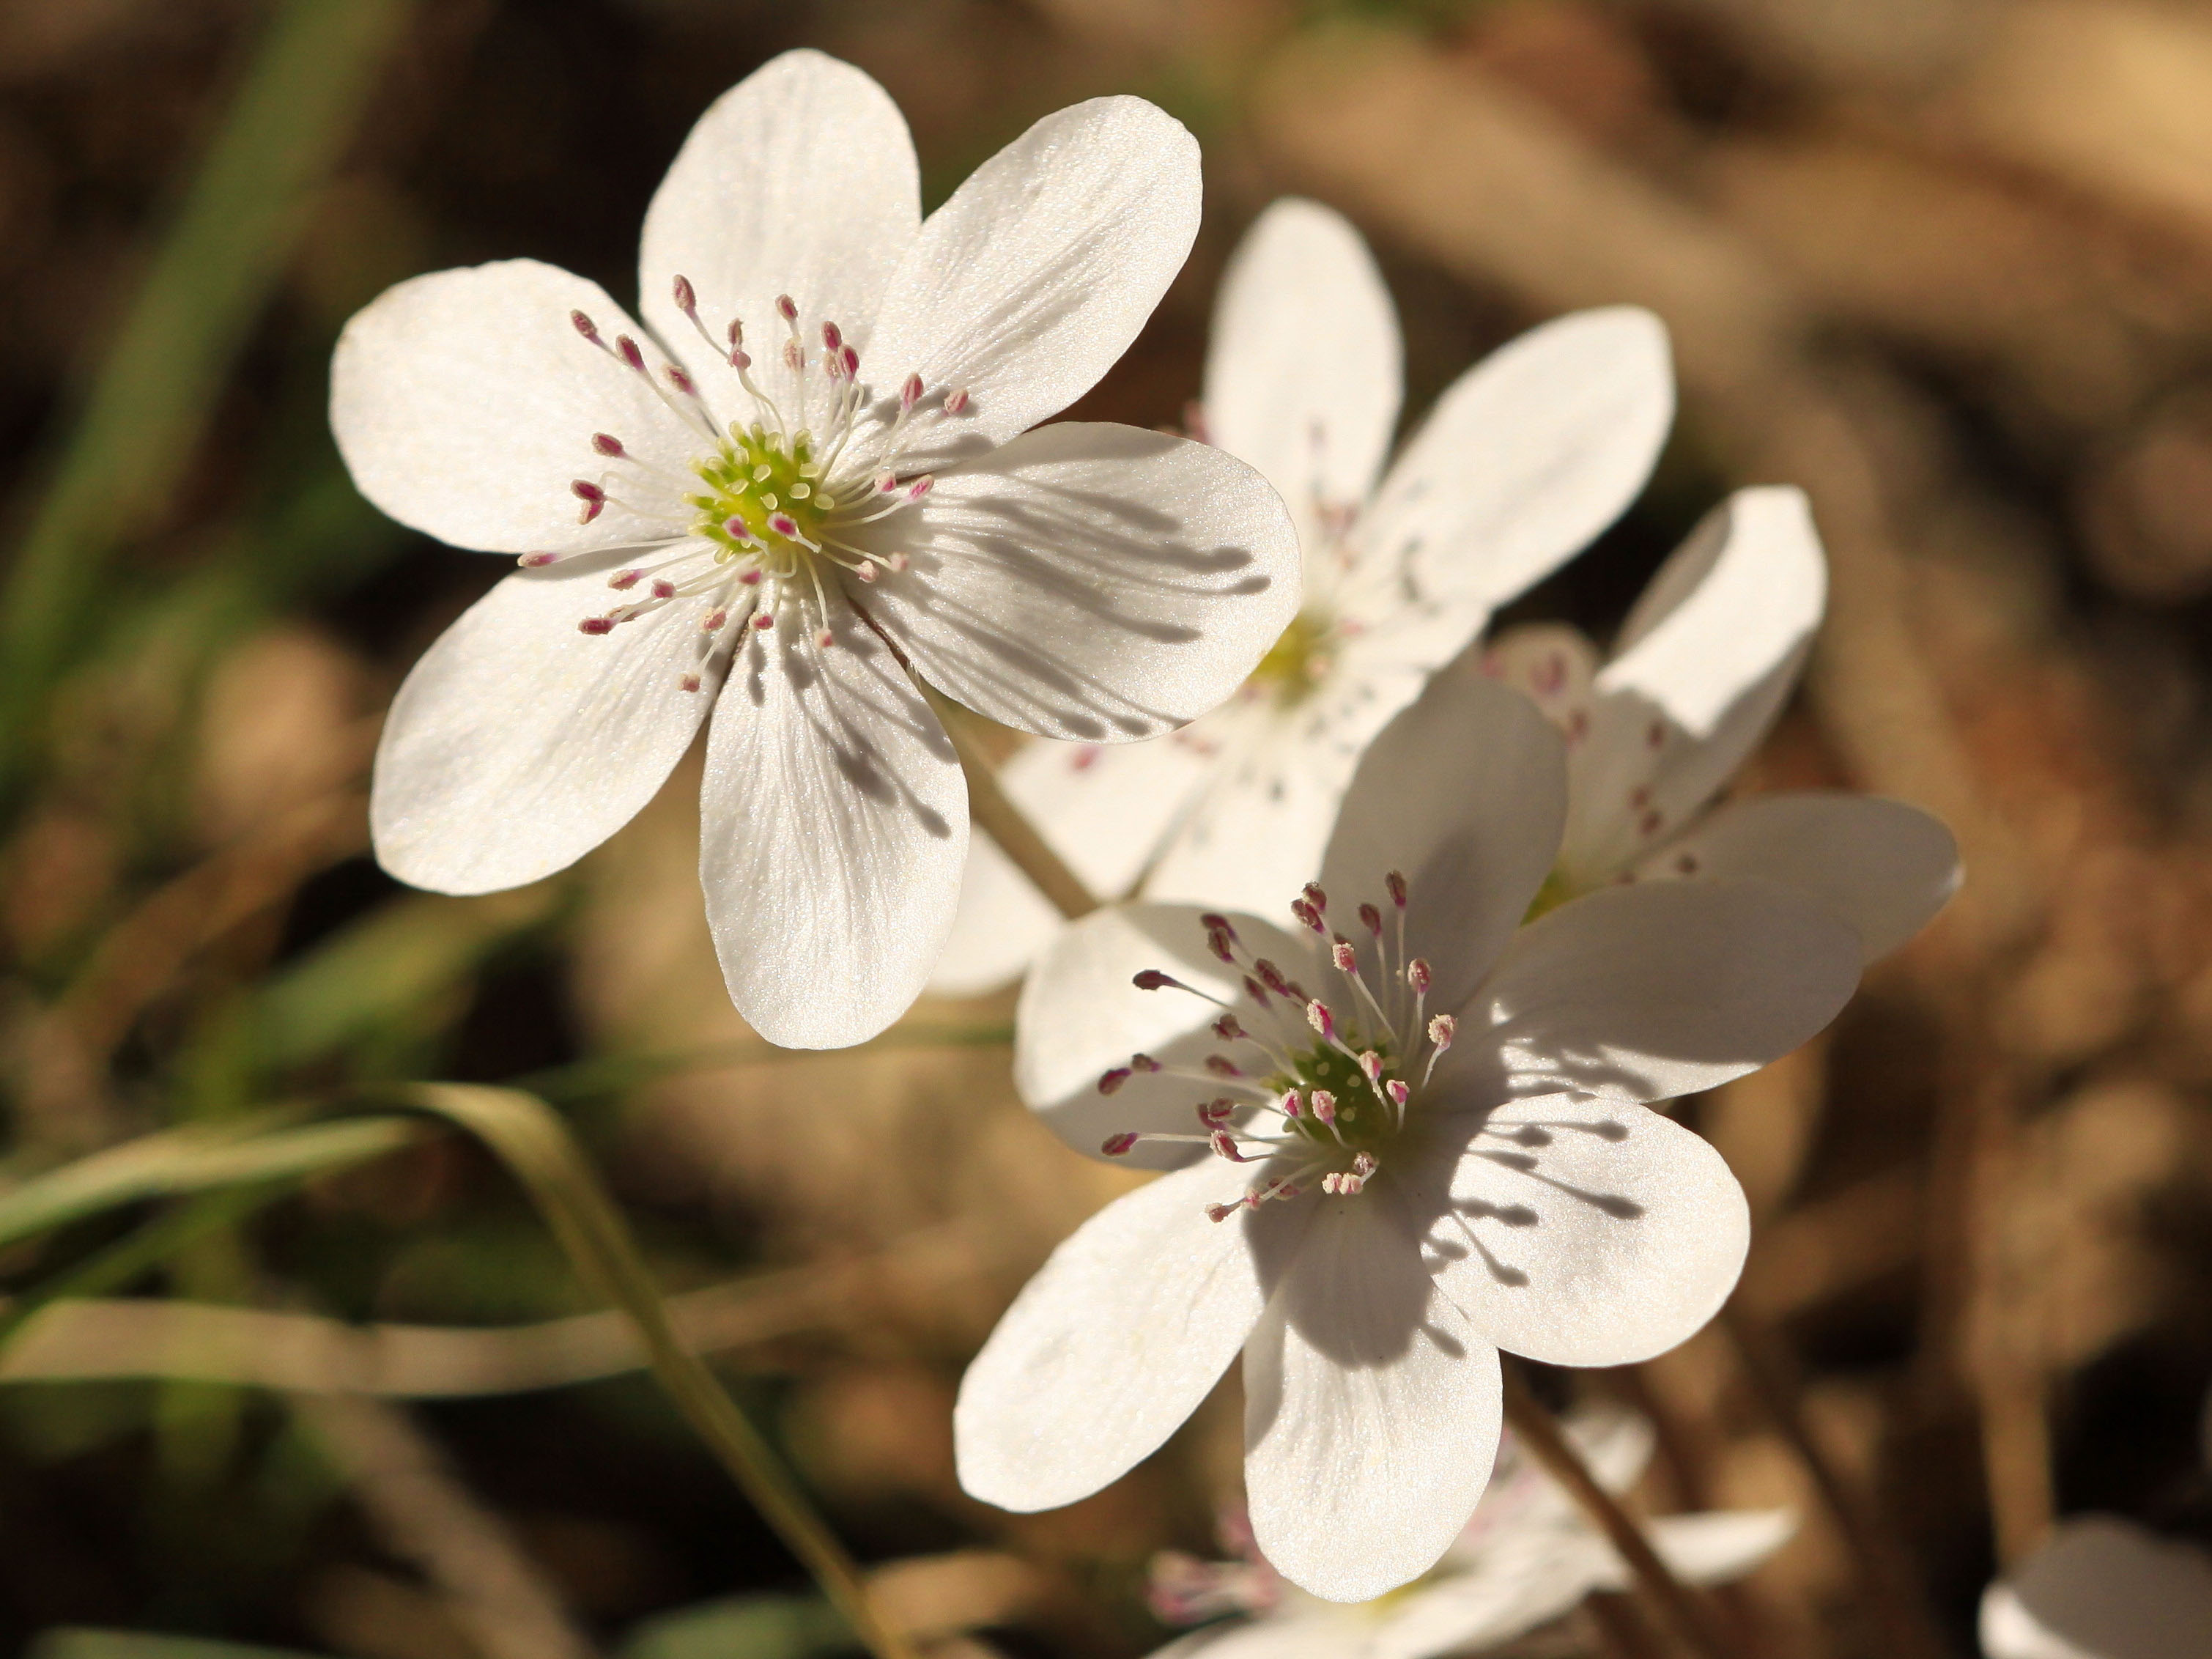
[1147,1407,1794,1659]
[954,670,1874,1601]
[1482,487,1958,960]
[329,51,1299,1049]
[930,199,1675,995]
[1980,1516,2212,1659]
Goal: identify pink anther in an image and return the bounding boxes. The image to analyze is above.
[1306,1000,1335,1043]
[672,275,698,316]
[591,432,625,457]
[577,616,615,635]
[1102,1132,1139,1157]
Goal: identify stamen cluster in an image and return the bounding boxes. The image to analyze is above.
[520,278,971,687]
[1098,871,1457,1221]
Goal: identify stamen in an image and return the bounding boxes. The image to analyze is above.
[1103,1133,1139,1157]
[1306,1000,1335,1043]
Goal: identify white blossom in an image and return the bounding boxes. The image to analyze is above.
[955,670,1883,1600]
[1482,487,1956,960]
[1147,1407,1793,1659]
[931,199,1673,994]
[329,51,1299,1049]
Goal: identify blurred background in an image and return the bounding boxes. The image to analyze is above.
[4,0,2212,1655]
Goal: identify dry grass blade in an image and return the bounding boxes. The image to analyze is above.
[0,1222,987,1396]
[401,1083,919,1659]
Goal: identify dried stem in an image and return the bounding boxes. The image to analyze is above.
[1720,1303,1952,1659]
[1499,1367,1738,1659]
[925,689,1101,921]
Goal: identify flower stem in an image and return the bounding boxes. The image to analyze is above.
[1499,1367,1738,1659]
[1720,1302,1952,1659]
[924,690,1101,921]
[403,1084,917,1659]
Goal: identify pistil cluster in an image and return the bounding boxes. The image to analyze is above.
[1098,872,1457,1220]
[520,278,970,687]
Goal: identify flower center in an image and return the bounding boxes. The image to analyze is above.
[523,281,970,684]
[1098,874,1457,1219]
[1247,607,1334,708]
[689,426,832,564]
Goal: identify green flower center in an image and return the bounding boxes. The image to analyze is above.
[1272,1032,1406,1156]
[1249,607,1334,707]
[1521,864,1578,925]
[687,424,833,565]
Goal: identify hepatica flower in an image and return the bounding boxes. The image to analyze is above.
[330,51,1298,1048]
[1482,485,1958,959]
[955,672,1882,1600]
[933,199,1673,994]
[1146,1408,1792,1659]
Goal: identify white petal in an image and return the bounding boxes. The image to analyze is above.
[1561,487,1825,885]
[1370,1533,1613,1659]
[1204,199,1402,548]
[1141,701,1379,923]
[370,556,715,894]
[1014,901,1311,1167]
[1980,1517,2212,1659]
[1561,1402,1657,1498]
[1453,878,1863,1107]
[1410,1094,1750,1367]
[1353,308,1672,620]
[868,424,1301,741]
[865,97,1202,467]
[1643,1509,1797,1585]
[1142,594,1505,923]
[1635,792,1959,964]
[637,51,918,429]
[1317,670,1567,1016]
[955,1156,1283,1512]
[1481,623,1601,732]
[926,732,1218,997]
[698,610,964,1049]
[331,261,700,555]
[925,832,1063,999]
[1244,1200,1504,1603]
